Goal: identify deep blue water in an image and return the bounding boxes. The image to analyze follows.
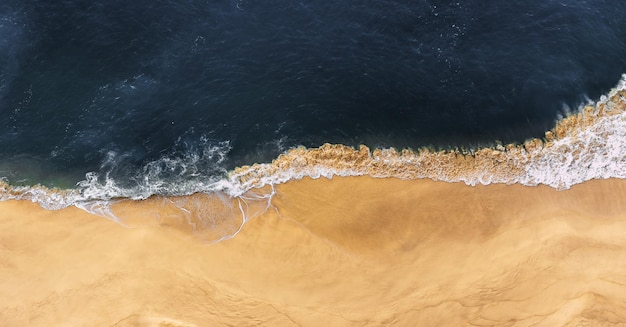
[1,0,626,189]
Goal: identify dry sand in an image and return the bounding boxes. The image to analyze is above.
[1,176,626,326]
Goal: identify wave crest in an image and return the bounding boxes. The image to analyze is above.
[230,75,626,190]
[2,75,626,210]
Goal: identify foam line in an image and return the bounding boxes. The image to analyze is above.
[1,75,626,211]
[228,75,626,192]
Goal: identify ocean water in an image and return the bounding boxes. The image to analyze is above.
[2,0,626,210]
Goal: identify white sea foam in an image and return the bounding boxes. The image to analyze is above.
[226,74,626,191]
[2,75,626,214]
[523,111,626,189]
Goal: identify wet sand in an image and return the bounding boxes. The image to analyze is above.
[2,176,626,326]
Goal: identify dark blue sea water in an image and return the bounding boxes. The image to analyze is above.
[1,0,626,191]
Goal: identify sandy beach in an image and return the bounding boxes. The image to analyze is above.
[3,2,626,326]
[1,176,626,326]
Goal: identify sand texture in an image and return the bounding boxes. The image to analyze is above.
[2,176,626,326]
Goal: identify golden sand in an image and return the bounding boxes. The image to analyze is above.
[1,176,626,326]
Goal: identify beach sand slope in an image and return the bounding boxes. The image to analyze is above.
[1,176,626,326]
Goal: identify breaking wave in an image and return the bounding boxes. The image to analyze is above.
[2,74,626,213]
[231,77,626,191]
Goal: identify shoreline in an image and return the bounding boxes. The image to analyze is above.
[2,176,626,325]
[1,82,626,210]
